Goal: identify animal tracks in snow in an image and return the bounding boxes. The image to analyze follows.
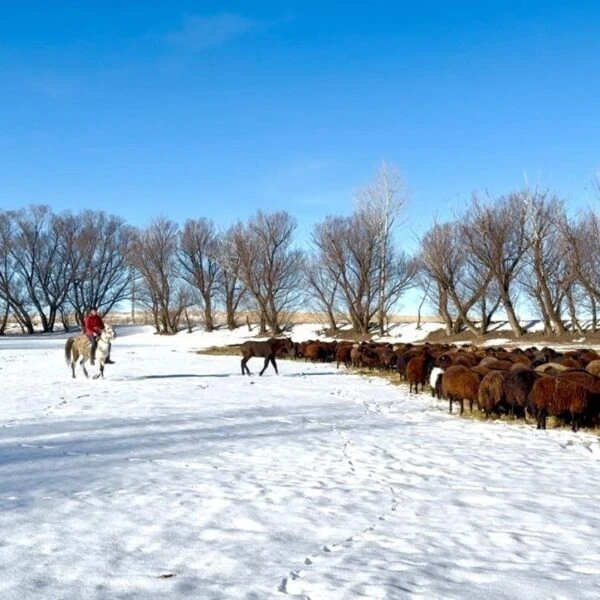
[279,424,402,597]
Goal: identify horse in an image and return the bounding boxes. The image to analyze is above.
[64,325,117,379]
[240,337,295,375]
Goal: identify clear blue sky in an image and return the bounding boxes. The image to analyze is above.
[1,0,599,248]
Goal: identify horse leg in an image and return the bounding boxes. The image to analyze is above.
[81,358,89,379]
[71,359,76,379]
[271,356,279,374]
[259,356,270,376]
[93,363,104,380]
[241,357,251,375]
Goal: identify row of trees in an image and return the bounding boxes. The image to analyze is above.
[0,165,417,335]
[2,169,600,338]
[419,188,600,337]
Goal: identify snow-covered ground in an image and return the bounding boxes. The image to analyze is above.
[2,325,600,599]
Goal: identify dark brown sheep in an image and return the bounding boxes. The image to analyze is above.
[503,368,540,419]
[529,375,600,431]
[406,354,434,394]
[303,342,328,362]
[441,365,482,415]
[477,371,510,417]
[397,349,423,379]
[335,344,353,369]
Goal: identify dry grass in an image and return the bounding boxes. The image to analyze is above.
[197,344,241,356]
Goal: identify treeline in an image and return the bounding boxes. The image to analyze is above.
[419,189,600,337]
[0,166,418,335]
[2,171,599,337]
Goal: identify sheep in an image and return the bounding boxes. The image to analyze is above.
[529,376,600,431]
[303,342,328,362]
[429,367,444,399]
[441,365,482,415]
[406,353,434,394]
[478,357,514,371]
[553,357,584,370]
[557,370,600,393]
[396,349,423,379]
[504,368,540,419]
[534,362,570,374]
[376,345,399,371]
[585,360,600,378]
[477,370,510,418]
[335,343,353,369]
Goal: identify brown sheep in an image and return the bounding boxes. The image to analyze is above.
[303,342,328,362]
[375,345,398,371]
[397,349,423,379]
[478,357,514,371]
[579,349,600,365]
[504,368,540,419]
[477,371,510,417]
[557,370,600,393]
[441,365,482,415]
[553,357,584,370]
[585,360,600,378]
[335,344,353,369]
[529,376,600,431]
[406,354,434,394]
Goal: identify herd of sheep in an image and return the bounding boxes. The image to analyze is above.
[293,339,600,432]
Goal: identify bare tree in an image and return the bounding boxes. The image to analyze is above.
[67,210,134,325]
[520,191,567,334]
[356,162,409,335]
[214,225,247,330]
[560,210,600,332]
[0,211,35,333]
[312,215,378,334]
[460,193,529,337]
[303,252,341,333]
[130,218,189,334]
[7,206,65,332]
[311,212,416,334]
[232,211,303,334]
[419,220,492,335]
[179,218,221,331]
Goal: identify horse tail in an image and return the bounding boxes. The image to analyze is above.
[65,337,74,365]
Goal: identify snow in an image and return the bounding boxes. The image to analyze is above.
[2,325,600,599]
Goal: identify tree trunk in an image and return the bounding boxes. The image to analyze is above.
[203,294,214,332]
[437,287,454,336]
[325,308,337,333]
[499,286,524,336]
[565,289,583,335]
[536,275,566,334]
[0,303,9,334]
[259,311,267,335]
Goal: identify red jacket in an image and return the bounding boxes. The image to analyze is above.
[84,313,105,337]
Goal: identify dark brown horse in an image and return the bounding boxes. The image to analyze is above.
[240,337,295,375]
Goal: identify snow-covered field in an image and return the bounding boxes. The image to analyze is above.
[2,325,600,599]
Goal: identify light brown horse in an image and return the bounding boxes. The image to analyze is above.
[64,325,116,379]
[240,337,295,375]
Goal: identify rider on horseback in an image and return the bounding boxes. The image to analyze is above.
[84,306,115,366]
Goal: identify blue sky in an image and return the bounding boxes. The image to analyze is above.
[1,0,599,250]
